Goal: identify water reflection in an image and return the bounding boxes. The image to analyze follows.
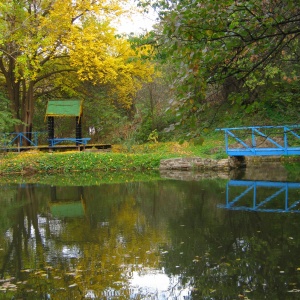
[0,172,300,299]
[220,180,300,213]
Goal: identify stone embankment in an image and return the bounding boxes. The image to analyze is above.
[159,155,300,171]
[159,155,300,181]
[159,157,237,171]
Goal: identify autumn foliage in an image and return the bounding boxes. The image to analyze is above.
[0,0,155,133]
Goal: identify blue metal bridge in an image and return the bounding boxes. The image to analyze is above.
[217,125,300,156]
[219,180,300,213]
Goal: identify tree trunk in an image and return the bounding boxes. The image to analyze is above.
[4,72,35,144]
[0,58,20,123]
[21,81,35,143]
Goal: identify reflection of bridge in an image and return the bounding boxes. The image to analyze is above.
[217,125,300,156]
[218,180,300,213]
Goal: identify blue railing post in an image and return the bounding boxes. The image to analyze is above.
[284,126,288,145]
[251,127,256,148]
[284,126,288,155]
[19,133,23,147]
[225,130,229,153]
[33,132,38,146]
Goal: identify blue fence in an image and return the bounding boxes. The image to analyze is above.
[218,180,300,213]
[0,132,46,148]
[0,132,93,150]
[217,125,300,156]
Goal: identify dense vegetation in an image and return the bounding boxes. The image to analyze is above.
[147,0,300,139]
[0,0,299,146]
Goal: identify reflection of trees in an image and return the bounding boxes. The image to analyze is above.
[0,185,44,278]
[0,184,53,299]
[0,183,171,299]
[161,180,300,299]
[1,179,300,299]
[58,184,170,298]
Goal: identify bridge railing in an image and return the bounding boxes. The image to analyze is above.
[0,132,47,149]
[217,125,300,156]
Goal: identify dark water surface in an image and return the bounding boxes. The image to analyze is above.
[0,166,300,299]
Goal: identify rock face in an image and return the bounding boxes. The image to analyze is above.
[159,155,300,172]
[159,157,231,171]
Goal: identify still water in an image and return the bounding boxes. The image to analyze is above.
[0,165,300,300]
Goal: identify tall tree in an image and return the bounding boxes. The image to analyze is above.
[0,0,154,136]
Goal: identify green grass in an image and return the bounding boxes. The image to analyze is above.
[0,139,227,176]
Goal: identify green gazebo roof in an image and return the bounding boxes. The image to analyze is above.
[50,202,85,218]
[46,100,83,117]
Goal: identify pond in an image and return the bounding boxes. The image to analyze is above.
[0,163,300,299]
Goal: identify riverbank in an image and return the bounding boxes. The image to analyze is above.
[0,141,299,177]
[0,141,222,175]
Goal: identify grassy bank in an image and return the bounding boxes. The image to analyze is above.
[0,138,226,176]
[1,134,300,177]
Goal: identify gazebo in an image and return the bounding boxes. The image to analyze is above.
[45,99,90,147]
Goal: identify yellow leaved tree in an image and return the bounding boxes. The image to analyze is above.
[0,0,154,135]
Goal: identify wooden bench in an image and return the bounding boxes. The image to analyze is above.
[48,138,91,147]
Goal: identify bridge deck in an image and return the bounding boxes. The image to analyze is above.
[227,147,300,156]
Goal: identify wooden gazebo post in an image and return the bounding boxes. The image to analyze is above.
[48,116,54,147]
[76,116,82,146]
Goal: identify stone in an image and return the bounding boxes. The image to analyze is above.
[159,157,232,171]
